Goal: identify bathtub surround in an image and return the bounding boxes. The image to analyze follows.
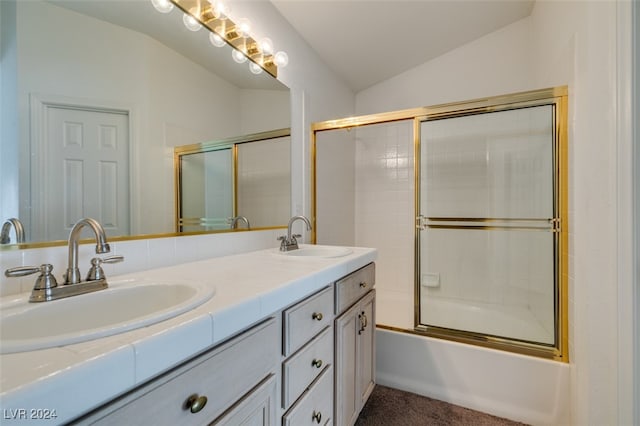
[314,88,569,424]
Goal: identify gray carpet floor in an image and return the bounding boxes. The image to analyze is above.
[355,385,528,426]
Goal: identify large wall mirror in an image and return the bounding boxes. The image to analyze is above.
[0,0,291,247]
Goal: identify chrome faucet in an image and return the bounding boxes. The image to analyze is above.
[230,216,251,229]
[0,218,25,244]
[65,218,111,284]
[4,218,123,302]
[278,215,312,251]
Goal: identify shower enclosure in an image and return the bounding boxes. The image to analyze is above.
[312,87,568,360]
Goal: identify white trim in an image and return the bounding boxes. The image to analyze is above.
[29,93,137,241]
[615,1,636,425]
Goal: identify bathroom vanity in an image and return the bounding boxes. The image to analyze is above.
[0,245,376,426]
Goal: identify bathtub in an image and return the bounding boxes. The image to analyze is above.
[420,297,554,345]
[375,290,570,425]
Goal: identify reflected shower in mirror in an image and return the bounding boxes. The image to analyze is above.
[179,148,234,232]
[0,0,290,247]
[175,129,291,233]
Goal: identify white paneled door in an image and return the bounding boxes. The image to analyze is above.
[44,106,129,241]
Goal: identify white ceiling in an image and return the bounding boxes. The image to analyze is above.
[272,0,535,92]
[50,0,534,93]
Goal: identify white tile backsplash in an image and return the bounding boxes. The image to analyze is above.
[0,229,282,297]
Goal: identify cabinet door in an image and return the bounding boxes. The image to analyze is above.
[214,375,276,426]
[358,290,375,407]
[334,302,360,426]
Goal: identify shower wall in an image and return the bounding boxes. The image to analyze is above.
[353,122,415,329]
[315,130,356,247]
[315,121,415,329]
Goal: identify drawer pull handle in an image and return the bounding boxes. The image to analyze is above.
[358,312,368,335]
[312,411,322,423]
[185,394,208,414]
[312,358,323,369]
[359,281,367,288]
[312,312,323,321]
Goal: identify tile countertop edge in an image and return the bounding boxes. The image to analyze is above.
[0,245,377,425]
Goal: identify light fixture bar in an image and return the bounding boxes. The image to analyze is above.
[171,0,278,77]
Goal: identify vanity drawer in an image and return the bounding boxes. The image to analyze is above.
[282,366,333,426]
[282,325,333,409]
[283,286,333,356]
[335,263,375,315]
[82,318,278,426]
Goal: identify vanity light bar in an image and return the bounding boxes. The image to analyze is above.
[168,0,280,77]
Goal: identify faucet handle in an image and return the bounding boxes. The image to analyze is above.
[5,265,42,277]
[86,255,124,281]
[5,264,58,292]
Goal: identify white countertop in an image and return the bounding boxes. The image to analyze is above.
[0,245,377,425]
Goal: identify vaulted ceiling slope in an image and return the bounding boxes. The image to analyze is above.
[271,0,535,92]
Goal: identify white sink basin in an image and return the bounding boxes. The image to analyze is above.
[278,245,353,258]
[0,278,215,354]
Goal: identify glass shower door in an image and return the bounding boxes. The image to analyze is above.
[417,105,558,346]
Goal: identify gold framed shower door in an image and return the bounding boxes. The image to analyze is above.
[310,86,568,362]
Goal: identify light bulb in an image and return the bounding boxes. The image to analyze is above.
[232,49,247,64]
[209,0,227,18]
[209,32,226,47]
[151,0,174,13]
[259,38,274,56]
[236,18,251,38]
[183,14,202,31]
[249,62,263,75]
[274,51,288,67]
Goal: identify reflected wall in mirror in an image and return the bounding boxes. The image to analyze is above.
[176,129,290,233]
[0,0,291,247]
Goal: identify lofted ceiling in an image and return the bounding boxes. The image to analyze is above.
[49,0,535,92]
[271,0,535,92]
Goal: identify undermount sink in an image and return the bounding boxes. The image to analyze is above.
[278,245,353,258]
[0,278,215,354]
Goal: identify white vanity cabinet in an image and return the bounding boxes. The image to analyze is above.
[0,247,380,426]
[281,285,335,425]
[76,318,279,426]
[334,263,376,426]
